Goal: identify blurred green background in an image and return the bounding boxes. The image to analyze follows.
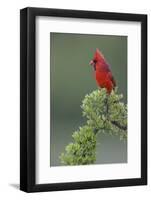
[50,33,127,166]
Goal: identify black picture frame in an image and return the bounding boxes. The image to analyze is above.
[20,7,147,192]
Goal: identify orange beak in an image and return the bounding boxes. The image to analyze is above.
[89,60,96,71]
[89,60,94,65]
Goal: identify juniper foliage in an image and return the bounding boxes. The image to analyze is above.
[60,88,127,165]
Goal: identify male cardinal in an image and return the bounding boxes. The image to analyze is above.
[90,49,116,94]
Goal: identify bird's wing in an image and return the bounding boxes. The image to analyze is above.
[108,72,116,87]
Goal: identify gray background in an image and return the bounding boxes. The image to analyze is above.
[50,33,127,166]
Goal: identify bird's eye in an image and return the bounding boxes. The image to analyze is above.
[93,59,97,63]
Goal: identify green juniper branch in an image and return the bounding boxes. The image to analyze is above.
[60,88,127,165]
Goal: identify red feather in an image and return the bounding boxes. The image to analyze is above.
[90,49,116,94]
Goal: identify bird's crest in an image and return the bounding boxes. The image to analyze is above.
[93,48,109,68]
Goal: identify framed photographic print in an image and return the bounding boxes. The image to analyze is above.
[20,7,147,192]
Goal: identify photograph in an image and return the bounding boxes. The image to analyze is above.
[0,1,149,199]
[20,7,147,192]
[50,33,127,166]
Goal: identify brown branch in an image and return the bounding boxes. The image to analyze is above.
[110,120,127,131]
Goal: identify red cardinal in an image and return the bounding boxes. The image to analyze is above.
[90,49,116,94]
